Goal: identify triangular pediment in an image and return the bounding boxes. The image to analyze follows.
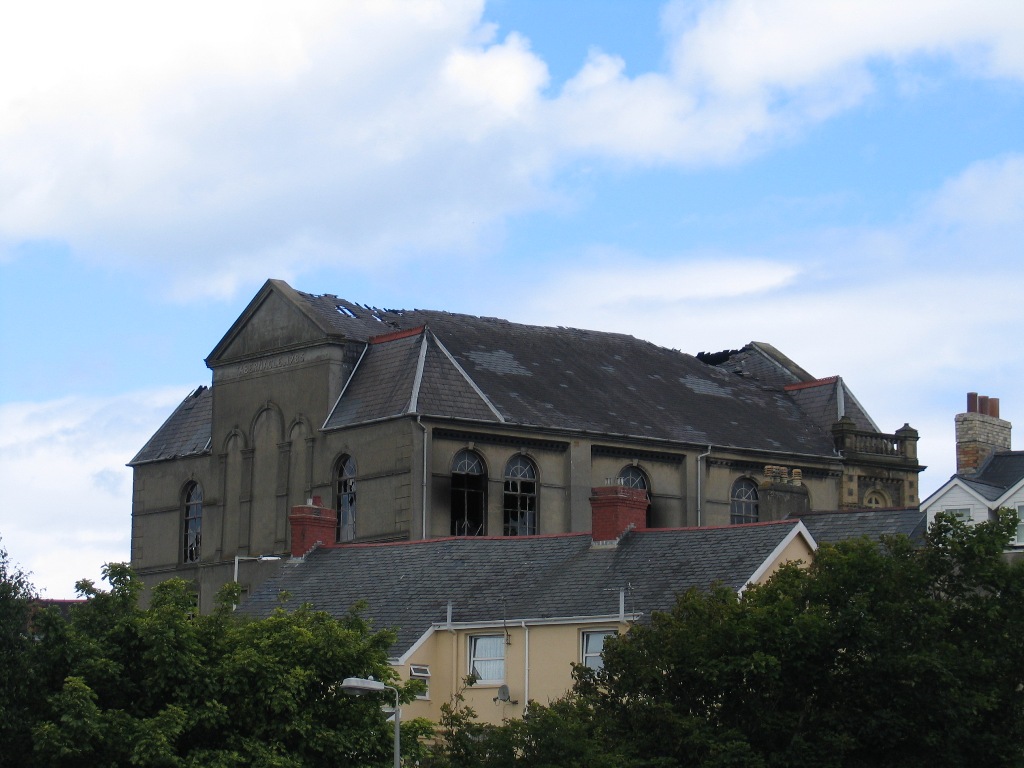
[206,279,335,366]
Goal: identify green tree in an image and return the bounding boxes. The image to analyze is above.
[20,564,427,767]
[0,540,40,766]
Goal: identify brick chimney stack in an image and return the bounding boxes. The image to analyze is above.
[956,392,1011,475]
[590,485,648,543]
[288,504,338,557]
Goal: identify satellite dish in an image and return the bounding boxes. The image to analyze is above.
[493,684,518,704]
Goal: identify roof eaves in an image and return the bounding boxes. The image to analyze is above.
[740,520,814,596]
[920,477,995,510]
[994,476,1024,509]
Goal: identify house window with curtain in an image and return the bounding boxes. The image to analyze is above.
[469,635,505,683]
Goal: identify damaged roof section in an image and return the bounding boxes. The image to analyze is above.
[320,306,839,456]
[129,386,212,465]
[699,342,879,435]
[697,341,815,388]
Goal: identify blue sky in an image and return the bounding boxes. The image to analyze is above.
[2,0,1023,597]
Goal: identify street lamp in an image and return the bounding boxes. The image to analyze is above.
[341,676,401,768]
[232,555,282,609]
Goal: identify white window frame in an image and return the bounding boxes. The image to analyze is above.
[409,664,431,700]
[468,634,505,684]
[581,629,617,671]
[1013,504,1024,547]
[943,507,972,524]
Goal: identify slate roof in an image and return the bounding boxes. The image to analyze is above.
[239,521,809,657]
[135,284,898,464]
[130,386,212,465]
[697,341,813,388]
[958,451,1024,501]
[314,296,845,456]
[791,508,926,546]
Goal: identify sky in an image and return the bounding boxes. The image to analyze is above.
[1,0,1023,598]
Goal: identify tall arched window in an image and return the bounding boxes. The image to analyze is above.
[451,449,486,536]
[336,455,357,542]
[618,465,652,527]
[183,481,203,563]
[504,455,538,536]
[730,478,759,524]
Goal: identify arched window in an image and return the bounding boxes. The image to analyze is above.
[618,465,653,527]
[504,455,538,536]
[336,455,357,542]
[183,481,203,563]
[864,489,889,509]
[451,449,486,536]
[730,478,759,524]
[618,465,649,491]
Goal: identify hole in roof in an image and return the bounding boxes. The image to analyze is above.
[336,305,358,318]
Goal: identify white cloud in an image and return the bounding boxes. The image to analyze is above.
[925,153,1024,228]
[1,1,1022,296]
[512,154,1024,497]
[0,387,188,597]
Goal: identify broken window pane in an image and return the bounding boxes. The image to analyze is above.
[183,481,203,563]
[503,455,538,535]
[451,449,486,536]
[336,455,357,542]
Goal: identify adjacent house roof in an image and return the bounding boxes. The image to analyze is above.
[791,508,927,546]
[920,450,1024,511]
[960,452,1024,500]
[130,386,212,465]
[239,520,813,658]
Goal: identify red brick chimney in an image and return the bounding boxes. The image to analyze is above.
[956,392,1011,475]
[288,504,338,557]
[590,486,648,543]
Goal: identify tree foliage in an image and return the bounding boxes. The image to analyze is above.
[435,509,1024,768]
[0,540,39,766]
[0,560,427,767]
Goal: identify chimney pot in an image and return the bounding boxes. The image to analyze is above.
[990,398,1000,419]
[967,392,979,413]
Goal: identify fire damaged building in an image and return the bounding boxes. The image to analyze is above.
[129,279,923,610]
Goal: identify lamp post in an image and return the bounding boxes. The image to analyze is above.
[232,555,282,609]
[341,676,400,768]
